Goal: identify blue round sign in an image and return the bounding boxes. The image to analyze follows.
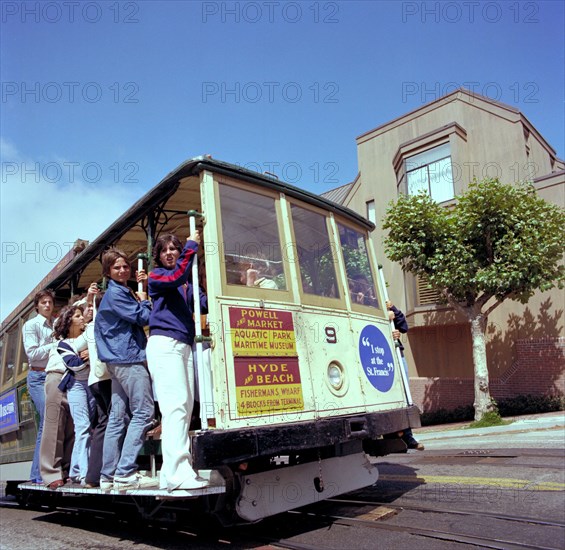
[358,325,395,392]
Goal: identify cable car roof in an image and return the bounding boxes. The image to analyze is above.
[174,156,374,229]
[2,157,373,329]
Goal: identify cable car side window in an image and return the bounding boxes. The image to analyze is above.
[1,325,18,388]
[338,224,379,309]
[17,311,33,378]
[219,183,286,290]
[0,336,5,386]
[290,205,339,299]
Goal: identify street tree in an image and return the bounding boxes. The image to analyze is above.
[382,178,565,420]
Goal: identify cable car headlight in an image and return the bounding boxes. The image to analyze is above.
[327,362,344,390]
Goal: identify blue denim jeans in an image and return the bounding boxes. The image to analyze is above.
[67,377,95,482]
[27,369,46,482]
[101,363,154,480]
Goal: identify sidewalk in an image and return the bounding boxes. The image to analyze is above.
[414,411,565,443]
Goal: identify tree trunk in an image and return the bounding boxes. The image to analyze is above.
[469,311,492,421]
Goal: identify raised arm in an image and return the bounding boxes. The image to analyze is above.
[386,300,408,333]
[149,239,199,292]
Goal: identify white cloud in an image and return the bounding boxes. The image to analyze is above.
[0,139,143,321]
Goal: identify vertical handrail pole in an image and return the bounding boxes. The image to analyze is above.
[377,265,413,406]
[188,211,210,430]
[137,253,147,293]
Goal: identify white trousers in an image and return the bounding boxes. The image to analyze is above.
[146,335,198,490]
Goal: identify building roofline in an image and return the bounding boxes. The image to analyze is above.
[356,88,514,141]
[533,168,565,184]
[356,88,557,157]
[322,180,355,195]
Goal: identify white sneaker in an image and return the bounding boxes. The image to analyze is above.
[114,472,159,490]
[99,478,113,491]
[171,476,208,491]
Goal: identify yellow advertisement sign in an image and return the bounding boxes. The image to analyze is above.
[229,307,303,415]
[234,357,304,415]
[229,307,296,356]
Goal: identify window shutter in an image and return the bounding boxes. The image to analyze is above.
[417,274,440,305]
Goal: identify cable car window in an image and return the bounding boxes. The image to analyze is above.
[2,325,18,387]
[338,224,379,308]
[17,311,34,376]
[219,183,286,290]
[0,336,5,383]
[291,205,339,298]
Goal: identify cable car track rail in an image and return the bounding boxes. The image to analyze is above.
[326,497,565,528]
[283,508,563,550]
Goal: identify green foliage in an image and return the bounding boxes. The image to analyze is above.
[383,178,565,307]
[468,400,508,427]
[468,410,511,428]
[420,404,474,426]
[299,246,338,296]
[342,244,372,279]
[497,393,565,416]
[420,394,564,426]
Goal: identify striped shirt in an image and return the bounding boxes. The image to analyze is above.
[57,334,90,381]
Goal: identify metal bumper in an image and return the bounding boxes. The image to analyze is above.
[192,405,420,469]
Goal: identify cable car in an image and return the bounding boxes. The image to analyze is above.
[1,156,420,523]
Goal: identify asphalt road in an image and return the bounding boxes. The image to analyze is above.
[1,412,563,550]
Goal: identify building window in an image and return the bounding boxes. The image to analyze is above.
[366,200,376,224]
[405,143,454,203]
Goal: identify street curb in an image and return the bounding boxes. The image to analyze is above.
[415,411,565,441]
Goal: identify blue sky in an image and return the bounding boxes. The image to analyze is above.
[1,0,564,321]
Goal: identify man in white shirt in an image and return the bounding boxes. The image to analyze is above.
[22,289,56,483]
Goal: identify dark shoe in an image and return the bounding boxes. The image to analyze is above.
[47,479,65,490]
[85,482,99,489]
[407,441,425,451]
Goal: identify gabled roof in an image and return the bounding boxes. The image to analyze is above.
[321,172,360,206]
[320,181,354,205]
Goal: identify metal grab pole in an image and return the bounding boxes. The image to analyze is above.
[377,265,413,406]
[137,253,148,294]
[188,211,211,430]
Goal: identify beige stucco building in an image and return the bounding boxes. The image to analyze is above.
[324,88,564,412]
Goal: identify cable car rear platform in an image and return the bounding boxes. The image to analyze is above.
[14,452,380,522]
[17,469,226,500]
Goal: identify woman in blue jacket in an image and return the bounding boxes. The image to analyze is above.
[146,232,208,491]
[94,248,156,490]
